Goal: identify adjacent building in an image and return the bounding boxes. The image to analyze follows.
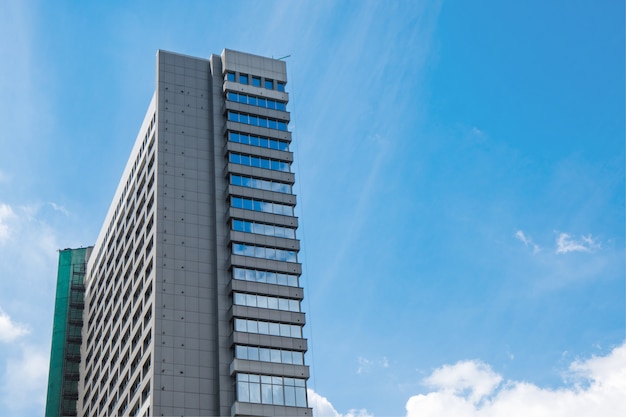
[45,49,311,417]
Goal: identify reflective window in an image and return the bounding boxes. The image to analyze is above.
[252,76,261,87]
[226,72,236,82]
[233,219,296,239]
[265,79,274,90]
[230,196,294,216]
[226,92,287,112]
[240,74,249,85]
[229,152,290,172]
[228,131,289,151]
[236,373,307,407]
[277,81,286,92]
[234,292,300,312]
[232,243,297,263]
[234,319,302,338]
[227,111,288,131]
[232,267,299,287]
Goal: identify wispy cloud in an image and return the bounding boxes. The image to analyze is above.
[514,230,540,253]
[0,203,16,244]
[556,233,601,254]
[1,344,49,412]
[0,308,29,343]
[357,356,390,374]
[308,389,373,417]
[406,342,626,417]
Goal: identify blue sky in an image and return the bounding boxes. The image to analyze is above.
[0,1,624,416]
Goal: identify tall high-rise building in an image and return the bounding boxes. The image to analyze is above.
[45,49,311,417]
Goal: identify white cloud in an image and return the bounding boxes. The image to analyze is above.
[308,389,373,417]
[406,342,626,417]
[556,233,601,254]
[514,230,540,253]
[1,344,49,412]
[0,203,15,243]
[357,356,390,374]
[0,308,29,342]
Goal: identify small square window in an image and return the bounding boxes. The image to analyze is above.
[252,77,261,87]
[240,74,249,85]
[226,72,235,82]
[264,79,274,90]
[277,82,285,92]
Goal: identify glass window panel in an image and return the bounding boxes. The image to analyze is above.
[261,159,270,170]
[272,385,284,405]
[286,275,296,286]
[249,135,260,146]
[291,325,302,338]
[278,121,287,131]
[240,133,250,145]
[257,321,269,334]
[237,382,249,402]
[259,347,270,362]
[229,153,239,164]
[228,131,238,142]
[254,246,265,258]
[252,76,261,87]
[245,294,256,307]
[267,100,276,110]
[261,383,272,404]
[293,352,304,365]
[256,201,268,212]
[231,197,243,208]
[277,274,287,286]
[233,293,245,305]
[289,299,299,312]
[278,298,289,311]
[240,74,248,84]
[248,346,259,361]
[277,82,286,92]
[233,268,244,280]
[259,138,269,148]
[231,175,242,186]
[256,295,268,309]
[258,117,268,128]
[239,114,249,124]
[238,94,247,104]
[295,387,306,407]
[252,156,262,168]
[267,297,278,310]
[281,350,292,364]
[265,79,273,89]
[267,272,277,284]
[245,269,255,280]
[244,245,255,257]
[247,320,258,333]
[269,139,278,150]
[279,324,290,336]
[234,319,246,332]
[243,221,252,233]
[235,345,247,359]
[227,92,237,101]
[249,96,258,106]
[232,219,243,231]
[284,386,296,406]
[276,102,286,111]
[270,349,281,363]
[227,72,235,82]
[243,199,253,210]
[286,251,297,262]
[268,119,277,130]
[257,98,267,108]
[249,375,260,383]
[269,323,280,336]
[240,155,250,166]
[228,112,238,122]
[249,383,261,403]
[249,116,259,126]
